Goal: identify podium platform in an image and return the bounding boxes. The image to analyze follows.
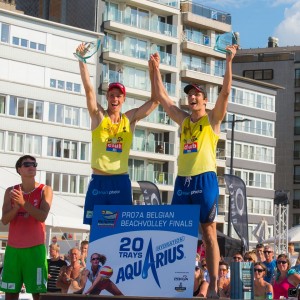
[40,294,221,300]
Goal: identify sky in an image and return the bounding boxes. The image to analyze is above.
[197,0,300,49]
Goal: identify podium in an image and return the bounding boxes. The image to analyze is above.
[83,205,200,298]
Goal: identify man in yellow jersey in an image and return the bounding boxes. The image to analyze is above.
[76,43,159,225]
[149,45,237,298]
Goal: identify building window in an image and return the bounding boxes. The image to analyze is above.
[0,130,4,151]
[295,93,300,111]
[296,69,300,87]
[294,166,300,183]
[8,96,43,121]
[295,117,300,135]
[293,190,300,209]
[48,103,88,128]
[294,141,300,159]
[293,214,300,227]
[47,137,89,161]
[1,23,9,43]
[243,69,273,80]
[50,78,81,93]
[46,172,89,195]
[0,95,6,114]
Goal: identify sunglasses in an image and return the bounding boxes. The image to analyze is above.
[233,256,243,260]
[91,257,100,261]
[22,161,38,168]
[254,268,264,273]
[277,260,287,265]
[244,257,253,261]
[219,268,227,271]
[263,251,273,254]
[202,264,207,267]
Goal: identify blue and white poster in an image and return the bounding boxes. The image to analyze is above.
[83,205,200,298]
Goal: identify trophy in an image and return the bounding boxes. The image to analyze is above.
[214,32,238,54]
[73,39,101,63]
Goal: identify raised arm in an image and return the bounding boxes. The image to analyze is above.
[210,45,238,129]
[150,53,188,126]
[77,43,104,129]
[125,54,159,125]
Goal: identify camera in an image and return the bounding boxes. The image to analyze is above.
[288,284,300,299]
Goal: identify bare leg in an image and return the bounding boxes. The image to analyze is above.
[201,222,220,298]
[32,293,40,300]
[5,293,19,300]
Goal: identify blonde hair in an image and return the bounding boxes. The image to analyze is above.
[49,244,60,252]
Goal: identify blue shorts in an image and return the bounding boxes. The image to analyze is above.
[83,174,132,225]
[171,171,219,223]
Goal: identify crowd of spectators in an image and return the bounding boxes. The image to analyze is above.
[194,241,300,299]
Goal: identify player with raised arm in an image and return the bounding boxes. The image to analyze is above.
[76,43,159,225]
[149,45,237,298]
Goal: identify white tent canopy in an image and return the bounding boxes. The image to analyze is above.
[0,167,89,236]
[263,224,300,244]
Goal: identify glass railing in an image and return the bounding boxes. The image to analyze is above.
[128,167,174,186]
[216,148,226,160]
[102,38,177,67]
[98,96,175,126]
[131,137,175,156]
[181,1,231,25]
[183,29,211,47]
[104,9,178,38]
[101,68,176,96]
[149,0,179,9]
[181,61,225,77]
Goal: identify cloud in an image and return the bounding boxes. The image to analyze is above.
[273,1,300,46]
[271,0,299,6]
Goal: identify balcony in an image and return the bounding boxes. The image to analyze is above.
[131,137,175,156]
[180,62,224,85]
[181,1,231,25]
[99,96,176,127]
[149,0,179,9]
[102,38,177,68]
[129,167,174,186]
[103,9,178,42]
[101,68,176,97]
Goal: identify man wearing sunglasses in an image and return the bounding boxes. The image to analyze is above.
[77,44,159,225]
[263,245,276,283]
[1,155,53,300]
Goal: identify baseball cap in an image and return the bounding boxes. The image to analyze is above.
[184,84,207,98]
[108,82,126,96]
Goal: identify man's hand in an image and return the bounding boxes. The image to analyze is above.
[10,186,25,207]
[226,44,238,61]
[76,43,89,57]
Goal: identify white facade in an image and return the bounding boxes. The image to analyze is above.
[0,1,279,246]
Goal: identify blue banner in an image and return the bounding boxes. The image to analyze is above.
[84,205,200,298]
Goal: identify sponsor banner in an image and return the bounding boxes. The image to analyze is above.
[84,205,200,298]
[224,174,249,251]
[137,181,162,205]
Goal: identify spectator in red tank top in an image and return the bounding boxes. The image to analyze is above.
[1,155,53,300]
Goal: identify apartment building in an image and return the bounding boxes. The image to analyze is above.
[0,8,101,241]
[233,40,300,228]
[0,0,280,246]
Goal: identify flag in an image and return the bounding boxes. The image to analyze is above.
[252,219,268,243]
[224,174,249,251]
[137,181,162,205]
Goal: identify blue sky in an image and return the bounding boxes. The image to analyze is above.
[197,0,300,49]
